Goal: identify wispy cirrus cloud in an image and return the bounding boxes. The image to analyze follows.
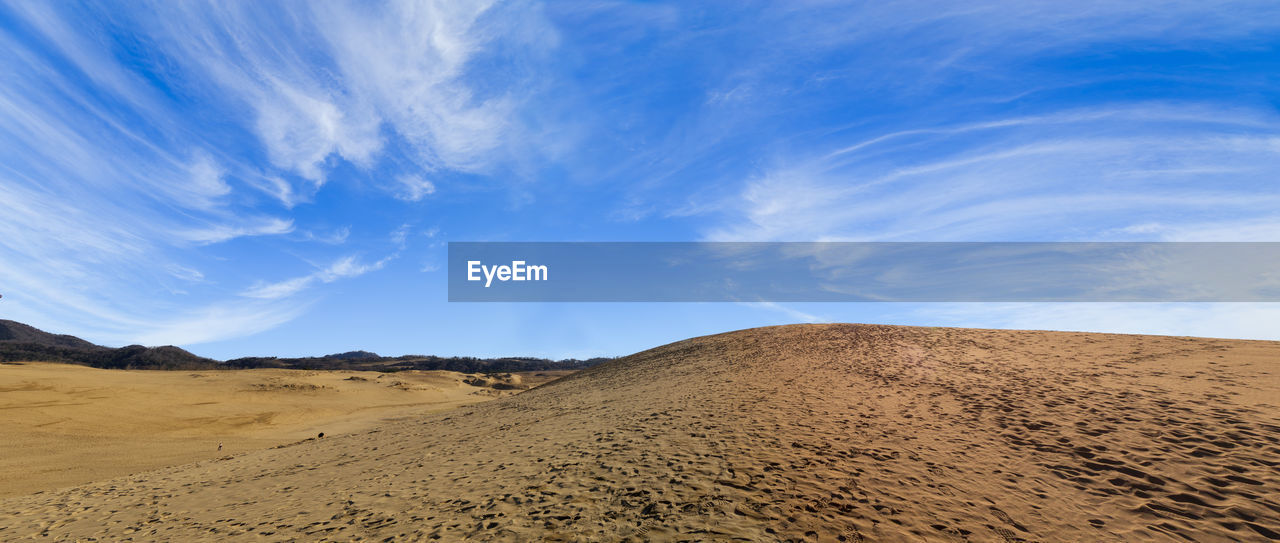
[181,219,298,245]
[300,226,352,245]
[241,254,396,300]
[128,301,312,347]
[670,3,1280,337]
[0,0,555,348]
[697,103,1280,335]
[131,0,555,185]
[702,105,1280,242]
[740,302,829,324]
[701,1,1280,100]
[591,1,1280,226]
[2,0,1278,358]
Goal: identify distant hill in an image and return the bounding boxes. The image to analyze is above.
[0,320,218,370]
[324,350,381,360]
[0,319,99,350]
[0,320,607,372]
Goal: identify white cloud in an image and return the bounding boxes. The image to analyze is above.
[318,1,501,170]
[394,174,437,201]
[253,80,382,182]
[242,174,304,209]
[301,226,351,245]
[391,224,411,247]
[0,5,343,349]
[181,153,232,208]
[703,105,1280,242]
[240,254,395,300]
[135,0,553,190]
[741,301,829,324]
[241,276,315,300]
[166,264,205,282]
[0,0,554,349]
[128,301,309,347]
[722,2,1280,98]
[182,218,297,245]
[1113,218,1280,242]
[319,254,391,282]
[325,227,352,244]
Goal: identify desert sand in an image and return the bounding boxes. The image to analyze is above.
[0,362,565,497]
[1,324,1277,541]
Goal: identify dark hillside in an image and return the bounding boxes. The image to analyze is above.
[0,319,607,372]
[0,320,99,350]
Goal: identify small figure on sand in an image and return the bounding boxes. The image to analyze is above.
[218,442,222,451]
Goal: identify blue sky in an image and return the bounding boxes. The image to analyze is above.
[1,1,1279,360]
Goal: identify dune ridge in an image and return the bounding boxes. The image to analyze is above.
[1,324,1278,541]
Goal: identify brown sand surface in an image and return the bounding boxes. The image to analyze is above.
[1,324,1278,541]
[0,362,565,497]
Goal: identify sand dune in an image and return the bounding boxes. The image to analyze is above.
[0,362,565,497]
[1,324,1278,541]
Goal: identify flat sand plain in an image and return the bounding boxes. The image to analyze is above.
[0,362,567,497]
[1,324,1278,541]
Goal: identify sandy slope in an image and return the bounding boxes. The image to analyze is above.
[1,324,1277,542]
[0,362,565,497]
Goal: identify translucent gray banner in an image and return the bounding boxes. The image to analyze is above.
[447,242,1280,302]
